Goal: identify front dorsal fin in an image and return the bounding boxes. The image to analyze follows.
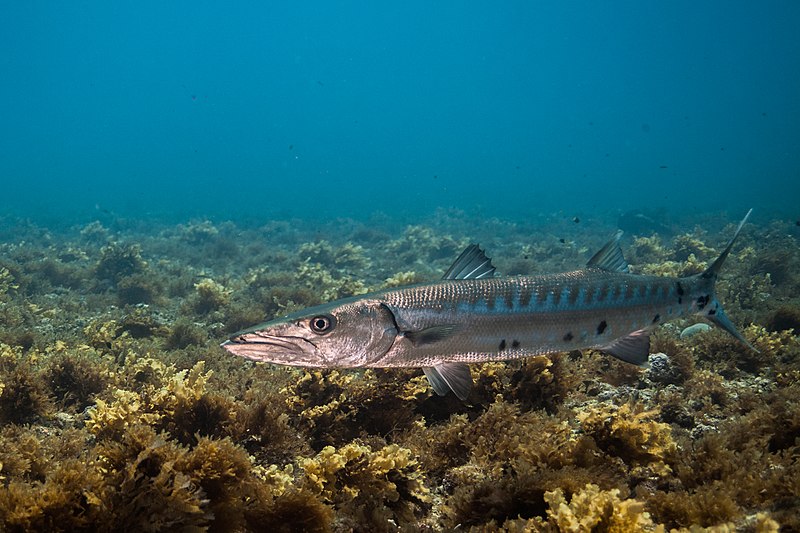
[423,363,472,400]
[587,230,629,272]
[443,244,496,280]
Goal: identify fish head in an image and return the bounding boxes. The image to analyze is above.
[221,298,398,368]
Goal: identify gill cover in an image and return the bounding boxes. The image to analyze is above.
[319,300,399,367]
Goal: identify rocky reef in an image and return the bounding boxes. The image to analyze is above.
[0,212,798,531]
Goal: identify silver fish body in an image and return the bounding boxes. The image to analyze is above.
[374,270,715,366]
[223,210,753,400]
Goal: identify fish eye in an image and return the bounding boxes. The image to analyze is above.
[309,314,335,334]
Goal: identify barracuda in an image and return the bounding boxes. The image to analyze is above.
[222,210,754,400]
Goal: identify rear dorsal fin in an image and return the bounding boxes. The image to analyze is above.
[587,231,629,272]
[443,244,496,280]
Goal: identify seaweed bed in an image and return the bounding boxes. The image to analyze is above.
[0,209,799,532]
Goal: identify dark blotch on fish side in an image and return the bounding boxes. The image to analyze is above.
[537,288,548,304]
[568,285,581,305]
[697,295,710,310]
[553,288,563,306]
[625,284,636,299]
[596,320,607,335]
[519,287,532,307]
[597,283,609,303]
[563,332,574,342]
[499,339,506,351]
[512,340,520,348]
[612,284,622,300]
[652,314,660,324]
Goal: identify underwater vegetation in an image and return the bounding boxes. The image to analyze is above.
[0,212,798,531]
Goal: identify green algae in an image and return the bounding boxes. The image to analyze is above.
[0,213,798,531]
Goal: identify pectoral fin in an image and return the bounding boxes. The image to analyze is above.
[404,325,460,346]
[423,363,472,400]
[600,329,651,366]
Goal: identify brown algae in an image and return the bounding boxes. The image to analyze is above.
[0,213,798,531]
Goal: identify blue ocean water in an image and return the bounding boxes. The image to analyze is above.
[1,2,798,225]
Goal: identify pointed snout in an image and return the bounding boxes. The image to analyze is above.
[220,331,325,367]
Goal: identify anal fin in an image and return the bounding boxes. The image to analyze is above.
[600,329,651,366]
[423,363,472,400]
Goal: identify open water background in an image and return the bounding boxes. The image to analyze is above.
[1,2,798,227]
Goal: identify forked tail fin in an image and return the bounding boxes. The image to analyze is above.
[700,209,757,351]
[701,208,752,281]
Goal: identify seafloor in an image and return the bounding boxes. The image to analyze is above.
[0,209,798,532]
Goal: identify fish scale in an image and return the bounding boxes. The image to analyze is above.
[222,210,754,401]
[376,270,696,367]
[385,271,682,314]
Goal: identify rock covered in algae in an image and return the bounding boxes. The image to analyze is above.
[94,242,147,284]
[577,402,677,478]
[298,240,371,270]
[383,270,424,288]
[300,442,430,506]
[0,266,18,301]
[544,483,658,532]
[672,233,715,262]
[190,277,232,314]
[296,261,369,302]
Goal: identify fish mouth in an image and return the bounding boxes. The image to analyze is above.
[220,333,322,366]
